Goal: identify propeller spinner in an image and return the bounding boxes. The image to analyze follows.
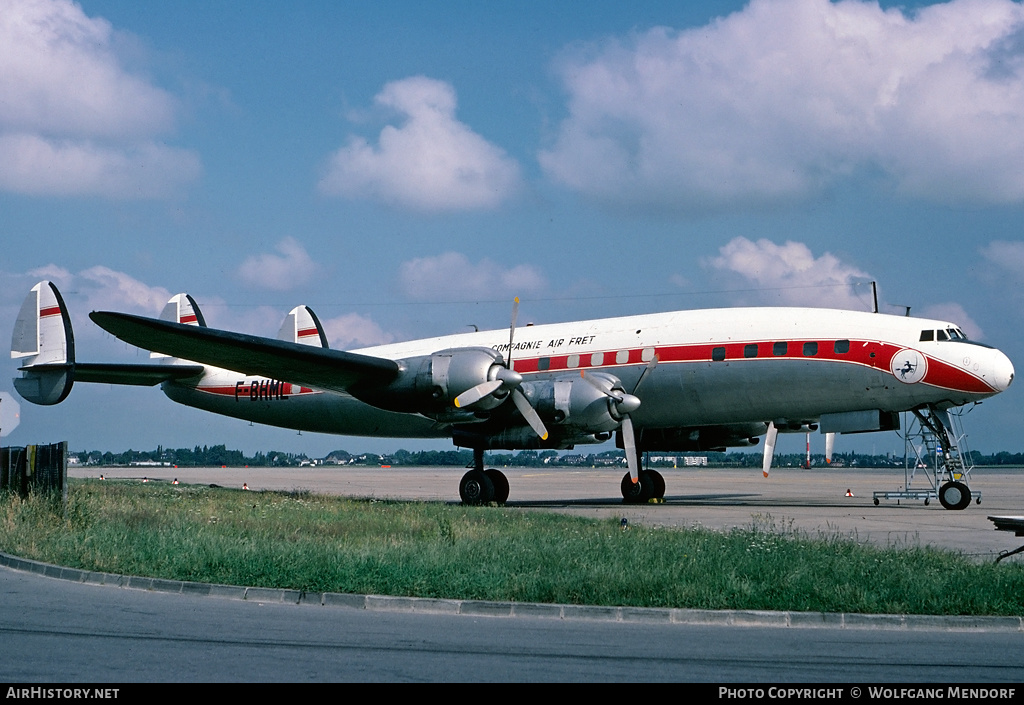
[580,354,656,484]
[452,298,549,441]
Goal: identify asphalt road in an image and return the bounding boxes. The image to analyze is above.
[3,464,1019,683]
[2,564,1023,683]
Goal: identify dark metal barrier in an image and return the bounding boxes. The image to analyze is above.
[1,441,67,501]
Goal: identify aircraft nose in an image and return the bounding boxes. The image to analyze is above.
[989,349,1014,393]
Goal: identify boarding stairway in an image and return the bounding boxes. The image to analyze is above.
[873,406,980,508]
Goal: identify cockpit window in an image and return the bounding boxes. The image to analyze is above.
[936,329,948,341]
[947,328,967,340]
[920,330,934,342]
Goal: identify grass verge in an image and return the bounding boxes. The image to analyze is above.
[2,480,1022,615]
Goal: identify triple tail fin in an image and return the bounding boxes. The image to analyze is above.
[151,293,207,359]
[11,282,205,406]
[277,305,329,348]
[10,281,75,405]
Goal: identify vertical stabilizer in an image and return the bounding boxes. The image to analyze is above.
[11,281,75,405]
[277,305,330,348]
[151,293,207,359]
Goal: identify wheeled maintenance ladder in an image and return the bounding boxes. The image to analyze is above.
[873,407,980,508]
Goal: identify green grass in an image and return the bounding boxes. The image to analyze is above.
[2,479,1023,615]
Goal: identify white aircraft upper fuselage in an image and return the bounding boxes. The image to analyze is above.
[169,306,1012,442]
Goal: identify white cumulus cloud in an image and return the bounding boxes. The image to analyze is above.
[917,302,984,340]
[75,265,173,314]
[980,240,1024,283]
[0,0,200,198]
[236,238,321,292]
[399,252,546,300]
[540,0,1024,212]
[706,237,874,310]
[320,76,522,211]
[321,313,395,350]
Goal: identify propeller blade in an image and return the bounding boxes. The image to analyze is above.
[454,379,504,408]
[580,369,621,401]
[507,297,519,369]
[632,354,658,395]
[512,388,549,440]
[622,415,639,482]
[825,432,835,464]
[762,422,778,478]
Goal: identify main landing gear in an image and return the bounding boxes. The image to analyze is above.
[459,449,510,505]
[620,469,666,503]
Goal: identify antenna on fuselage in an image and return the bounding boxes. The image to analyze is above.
[871,281,878,314]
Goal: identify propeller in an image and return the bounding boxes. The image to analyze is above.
[580,354,657,484]
[452,298,549,441]
[762,421,778,478]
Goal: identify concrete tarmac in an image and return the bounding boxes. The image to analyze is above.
[72,464,1024,560]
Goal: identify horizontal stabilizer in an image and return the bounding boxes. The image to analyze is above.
[73,363,205,386]
[89,311,400,394]
[14,362,204,404]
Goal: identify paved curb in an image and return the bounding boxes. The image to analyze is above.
[2,551,1021,632]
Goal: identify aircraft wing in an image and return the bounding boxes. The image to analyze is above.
[89,311,401,394]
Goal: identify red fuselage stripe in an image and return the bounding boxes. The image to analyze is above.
[507,338,995,394]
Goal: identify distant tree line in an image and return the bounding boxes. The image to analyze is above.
[72,445,309,468]
[70,445,1024,468]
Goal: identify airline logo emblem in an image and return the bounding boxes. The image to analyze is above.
[891,348,927,384]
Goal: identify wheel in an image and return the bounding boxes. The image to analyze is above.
[460,469,494,505]
[924,498,929,506]
[873,498,879,505]
[621,471,652,504]
[484,469,509,504]
[643,469,666,499]
[938,481,972,511]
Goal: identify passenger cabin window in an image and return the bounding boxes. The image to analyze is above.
[538,357,550,371]
[920,330,934,342]
[743,344,758,358]
[834,340,850,354]
[712,347,726,362]
[803,342,818,357]
[772,341,787,356]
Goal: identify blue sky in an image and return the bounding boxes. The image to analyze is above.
[3,0,1024,460]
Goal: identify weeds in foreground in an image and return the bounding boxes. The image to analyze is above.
[1,481,1021,615]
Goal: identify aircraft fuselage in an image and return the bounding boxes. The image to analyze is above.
[163,306,1013,449]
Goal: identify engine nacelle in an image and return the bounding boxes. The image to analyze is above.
[523,372,626,435]
[350,347,506,415]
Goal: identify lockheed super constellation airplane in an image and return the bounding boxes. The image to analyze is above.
[10,281,1015,508]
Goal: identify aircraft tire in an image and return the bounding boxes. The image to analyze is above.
[645,469,666,499]
[460,469,495,505]
[485,469,509,504]
[938,481,972,511]
[621,471,652,504]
